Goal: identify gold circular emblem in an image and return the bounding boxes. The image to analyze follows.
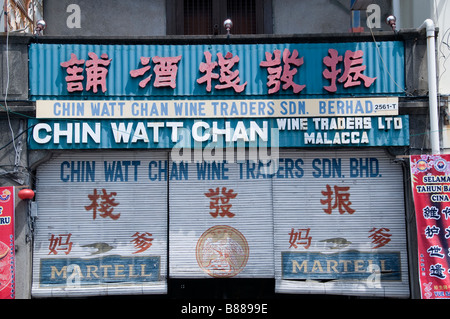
[196,225,249,278]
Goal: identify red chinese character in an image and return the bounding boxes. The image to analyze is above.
[215,52,247,93]
[204,187,238,218]
[260,48,305,94]
[281,49,306,93]
[60,53,85,92]
[48,233,73,255]
[288,228,311,249]
[338,50,376,88]
[130,57,152,88]
[131,232,154,254]
[84,188,120,220]
[369,227,391,248]
[197,51,219,92]
[259,49,282,94]
[322,49,343,93]
[85,52,112,93]
[320,184,355,215]
[152,55,182,88]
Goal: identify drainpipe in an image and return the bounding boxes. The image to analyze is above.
[418,19,440,154]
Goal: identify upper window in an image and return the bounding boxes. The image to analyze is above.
[167,0,272,35]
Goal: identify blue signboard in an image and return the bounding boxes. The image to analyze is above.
[29,41,405,100]
[282,251,402,281]
[28,116,409,149]
[39,256,161,287]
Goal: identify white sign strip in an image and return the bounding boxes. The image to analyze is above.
[36,97,399,119]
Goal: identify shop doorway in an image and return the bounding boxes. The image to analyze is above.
[169,278,276,299]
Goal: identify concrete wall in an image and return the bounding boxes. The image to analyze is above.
[392,0,450,154]
[0,34,33,299]
[433,0,450,95]
[392,0,432,30]
[0,35,29,102]
[273,0,394,34]
[42,0,166,36]
[431,1,450,153]
[0,117,33,299]
[42,0,396,36]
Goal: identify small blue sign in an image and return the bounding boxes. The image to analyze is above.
[282,250,402,281]
[39,255,161,287]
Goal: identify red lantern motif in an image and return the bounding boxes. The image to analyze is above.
[18,189,35,200]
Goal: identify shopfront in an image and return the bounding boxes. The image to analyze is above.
[28,40,410,298]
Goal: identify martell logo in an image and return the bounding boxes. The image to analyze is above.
[196,225,249,278]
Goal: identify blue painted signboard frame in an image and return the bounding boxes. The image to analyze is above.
[29,41,405,100]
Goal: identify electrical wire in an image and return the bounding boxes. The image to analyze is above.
[364,10,450,154]
[0,122,35,151]
[435,0,450,87]
[0,102,36,118]
[1,6,448,156]
[366,11,413,97]
[3,9,21,167]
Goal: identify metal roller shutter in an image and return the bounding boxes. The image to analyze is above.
[31,148,409,297]
[32,151,168,297]
[273,149,409,297]
[169,153,274,278]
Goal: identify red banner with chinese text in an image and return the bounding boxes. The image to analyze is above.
[411,155,450,299]
[0,186,15,299]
